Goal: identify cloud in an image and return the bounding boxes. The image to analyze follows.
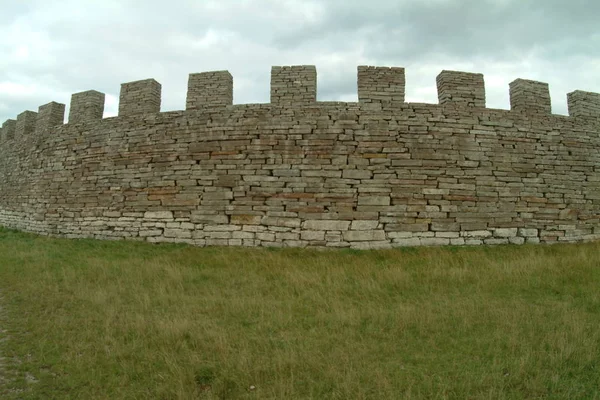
[1,0,599,123]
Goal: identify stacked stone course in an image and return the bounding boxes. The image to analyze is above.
[568,91,600,118]
[69,90,105,124]
[118,79,161,116]
[357,66,405,105]
[437,71,485,107]
[186,71,233,110]
[1,64,599,249]
[509,79,551,114]
[270,66,317,105]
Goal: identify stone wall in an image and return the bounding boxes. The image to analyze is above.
[1,65,599,249]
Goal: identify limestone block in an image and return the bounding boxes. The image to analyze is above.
[301,231,326,241]
[461,230,493,238]
[518,228,538,237]
[357,196,390,206]
[231,215,262,225]
[343,230,386,241]
[350,220,379,231]
[493,228,518,238]
[144,211,174,220]
[303,220,351,231]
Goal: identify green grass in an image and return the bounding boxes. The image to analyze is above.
[0,227,599,399]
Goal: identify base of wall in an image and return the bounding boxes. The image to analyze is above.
[2,209,598,249]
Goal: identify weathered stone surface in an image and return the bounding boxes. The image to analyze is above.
[518,228,539,237]
[231,215,261,225]
[494,228,518,238]
[461,230,493,239]
[343,230,386,241]
[350,220,379,231]
[303,220,351,231]
[300,231,325,241]
[357,196,390,206]
[1,64,599,249]
[144,211,174,220]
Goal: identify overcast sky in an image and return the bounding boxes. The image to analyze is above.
[1,0,599,123]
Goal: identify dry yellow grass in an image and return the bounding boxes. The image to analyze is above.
[0,227,599,399]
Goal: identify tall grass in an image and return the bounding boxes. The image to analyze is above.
[0,227,599,399]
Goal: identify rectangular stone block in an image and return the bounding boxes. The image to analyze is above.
[164,229,192,239]
[357,196,390,206]
[461,230,492,238]
[139,229,163,237]
[493,228,518,238]
[431,222,460,231]
[261,217,301,228]
[144,211,174,220]
[343,169,373,179]
[350,220,379,230]
[301,230,325,241]
[343,230,386,241]
[518,228,539,237]
[303,220,351,231]
[190,213,229,224]
[230,215,262,225]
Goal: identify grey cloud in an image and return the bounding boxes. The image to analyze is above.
[1,0,599,122]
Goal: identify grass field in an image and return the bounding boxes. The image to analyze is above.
[0,227,599,399]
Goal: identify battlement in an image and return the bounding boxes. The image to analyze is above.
[69,90,105,124]
[187,71,233,110]
[436,70,485,107]
[119,79,162,116]
[568,90,600,118]
[0,119,16,141]
[357,66,405,104]
[15,111,38,136]
[509,79,551,114]
[270,65,317,106]
[1,64,599,250]
[3,65,599,136]
[36,102,65,134]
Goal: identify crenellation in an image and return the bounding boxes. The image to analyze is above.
[15,111,38,136]
[509,79,551,114]
[567,90,600,118]
[187,71,233,110]
[270,65,317,106]
[437,71,485,107]
[1,64,599,249]
[119,79,162,116]
[358,66,405,104]
[69,90,105,124]
[36,102,65,134]
[1,119,16,140]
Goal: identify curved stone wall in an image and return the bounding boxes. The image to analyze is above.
[0,65,599,249]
